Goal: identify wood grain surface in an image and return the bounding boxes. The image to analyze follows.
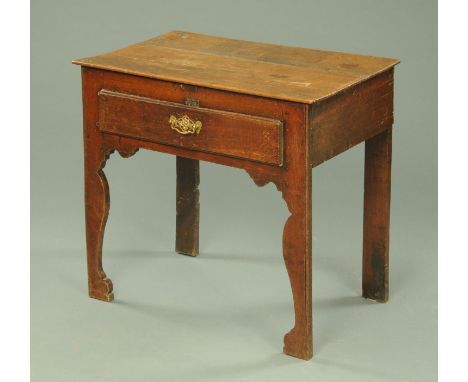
[73,31,398,103]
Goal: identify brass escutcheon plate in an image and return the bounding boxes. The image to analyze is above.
[169,114,202,135]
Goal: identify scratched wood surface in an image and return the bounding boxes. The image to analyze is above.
[73,31,398,104]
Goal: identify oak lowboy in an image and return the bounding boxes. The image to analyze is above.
[73,31,399,360]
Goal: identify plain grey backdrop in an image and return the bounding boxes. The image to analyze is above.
[31,0,437,381]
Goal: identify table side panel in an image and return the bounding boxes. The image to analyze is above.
[310,69,394,167]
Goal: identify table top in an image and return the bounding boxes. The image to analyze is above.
[73,31,398,104]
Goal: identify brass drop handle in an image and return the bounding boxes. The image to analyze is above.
[169,115,202,135]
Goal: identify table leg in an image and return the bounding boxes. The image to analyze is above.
[362,128,392,302]
[80,68,114,302]
[84,143,113,302]
[281,166,312,360]
[176,157,200,257]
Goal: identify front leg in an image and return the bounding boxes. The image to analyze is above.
[246,162,312,360]
[81,68,115,302]
[281,166,312,360]
[84,150,113,302]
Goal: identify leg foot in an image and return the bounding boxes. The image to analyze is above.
[89,275,114,302]
[284,328,312,360]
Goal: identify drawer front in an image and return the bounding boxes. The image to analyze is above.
[98,89,284,166]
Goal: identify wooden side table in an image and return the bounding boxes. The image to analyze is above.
[73,31,398,360]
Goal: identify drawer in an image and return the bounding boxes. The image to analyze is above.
[97,89,284,166]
